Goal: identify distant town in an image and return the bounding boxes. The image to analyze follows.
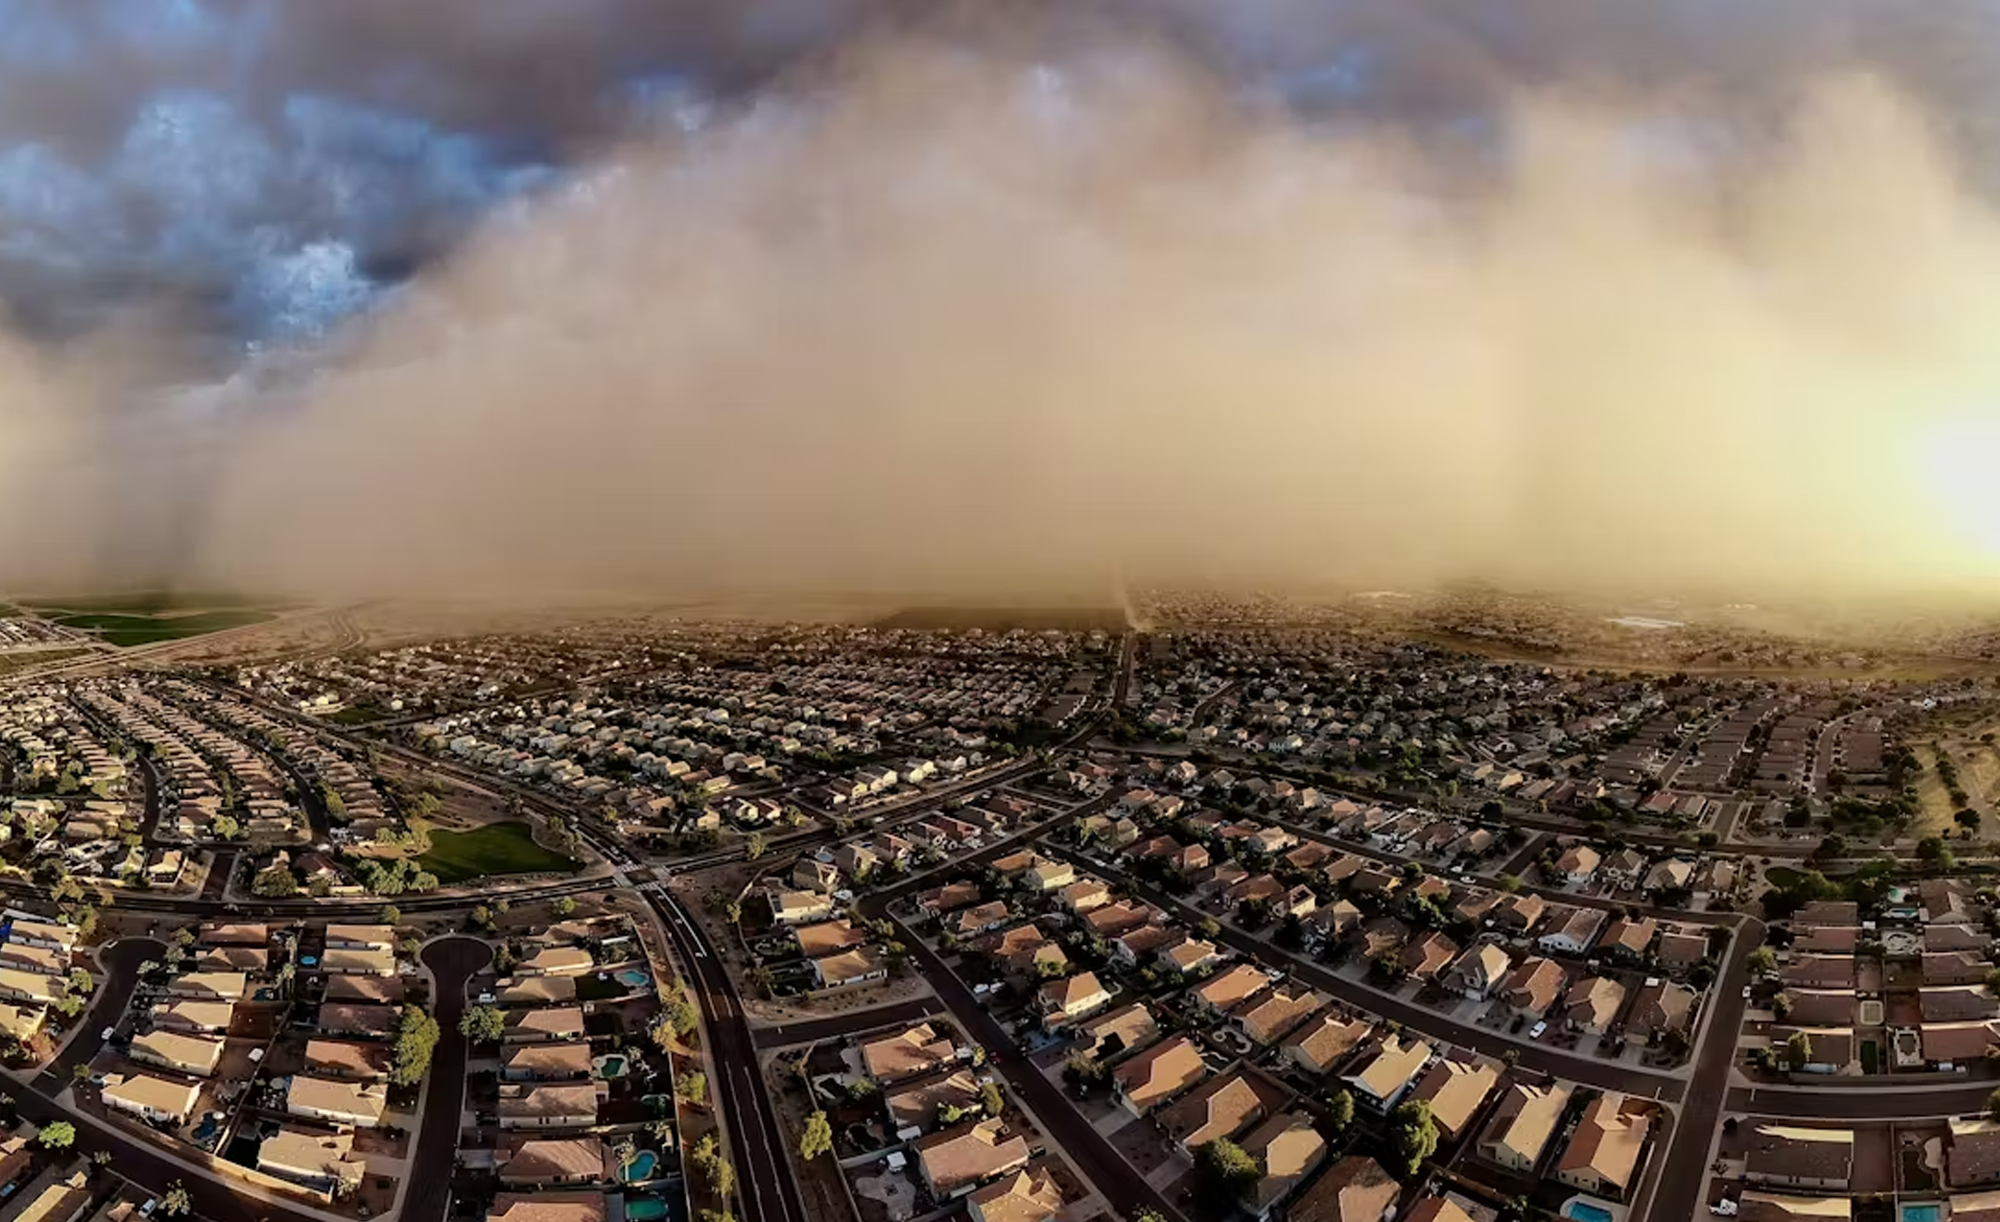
[0,590,1993,1222]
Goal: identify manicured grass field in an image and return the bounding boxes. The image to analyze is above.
[49,610,278,647]
[418,821,579,884]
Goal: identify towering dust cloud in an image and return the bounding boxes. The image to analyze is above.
[12,24,2000,604]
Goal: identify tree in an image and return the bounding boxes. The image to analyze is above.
[746,833,768,860]
[1389,1099,1438,1178]
[472,905,495,931]
[161,1183,191,1218]
[67,969,94,996]
[678,1071,708,1103]
[979,1081,1005,1116]
[380,904,402,926]
[1325,1088,1355,1134]
[1987,1087,2000,1124]
[1786,1030,1814,1069]
[458,1005,506,1043]
[37,1121,74,1151]
[1496,874,1522,893]
[1746,946,1777,973]
[1192,1139,1260,1211]
[1770,992,1793,1022]
[391,1006,441,1086]
[800,1111,834,1161]
[251,866,298,898]
[553,897,578,917]
[661,990,700,1040]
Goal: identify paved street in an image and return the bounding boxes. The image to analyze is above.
[405,937,495,1222]
[754,996,945,1048]
[649,886,809,1222]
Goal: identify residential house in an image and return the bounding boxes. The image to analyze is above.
[1537,909,1608,956]
[968,1168,1067,1222]
[1628,982,1697,1044]
[1564,977,1627,1035]
[862,1024,957,1084]
[1287,1156,1399,1222]
[887,1070,983,1132]
[812,946,889,990]
[287,1076,389,1129]
[1195,964,1272,1015]
[1241,1112,1326,1217]
[1113,1036,1208,1118]
[1284,1012,1373,1076]
[1074,1004,1157,1061]
[168,971,246,1001]
[1398,933,1458,982]
[487,1193,606,1222]
[1038,972,1112,1029]
[1158,1070,1269,1158]
[1596,917,1657,960]
[518,947,594,978]
[494,1138,611,1189]
[1154,935,1223,976]
[769,890,835,925]
[914,1118,1031,1197]
[258,1127,369,1195]
[1480,1082,1573,1173]
[149,999,233,1035]
[1745,1126,1854,1191]
[498,1083,603,1131]
[505,1007,587,1044]
[1409,1058,1499,1141]
[1343,1035,1432,1112]
[129,1030,224,1078]
[1554,844,1600,884]
[1499,958,1567,1019]
[305,1039,394,1081]
[1235,986,1327,1046]
[1445,944,1513,1001]
[502,1043,595,1083]
[1554,1094,1655,1201]
[101,1073,201,1125]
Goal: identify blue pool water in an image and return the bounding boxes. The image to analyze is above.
[622,1151,659,1182]
[595,1055,629,1079]
[1564,1203,1614,1222]
[1902,1205,1941,1222]
[618,969,651,988]
[626,1197,666,1219]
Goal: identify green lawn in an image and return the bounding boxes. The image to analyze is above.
[418,821,579,884]
[49,610,278,647]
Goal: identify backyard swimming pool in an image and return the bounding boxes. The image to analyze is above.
[618,969,651,988]
[1563,1201,1614,1222]
[625,1198,666,1221]
[595,1055,629,1079]
[1902,1204,1942,1222]
[622,1151,659,1182]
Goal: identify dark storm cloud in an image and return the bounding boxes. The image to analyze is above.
[0,0,1998,351]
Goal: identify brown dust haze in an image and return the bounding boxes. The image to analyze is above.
[6,34,2000,606]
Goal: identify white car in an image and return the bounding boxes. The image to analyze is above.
[1741,986,1752,999]
[1529,1021,1547,1038]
